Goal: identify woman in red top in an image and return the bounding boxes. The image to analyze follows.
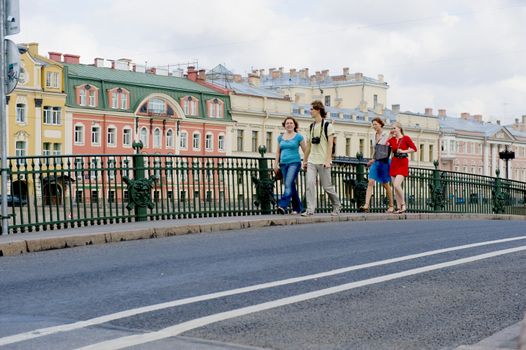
[388,122,417,213]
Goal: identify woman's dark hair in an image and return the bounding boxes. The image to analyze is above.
[311,100,327,118]
[282,117,299,132]
[371,117,385,127]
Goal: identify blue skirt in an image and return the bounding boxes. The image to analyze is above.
[368,160,391,184]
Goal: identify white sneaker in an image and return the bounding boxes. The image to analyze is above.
[301,211,314,217]
[331,206,341,216]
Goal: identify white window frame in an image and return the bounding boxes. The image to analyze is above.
[153,128,161,148]
[107,127,116,147]
[166,129,174,148]
[16,103,26,123]
[179,131,188,149]
[148,98,165,114]
[192,132,201,150]
[140,127,148,147]
[123,128,132,147]
[91,125,101,145]
[74,124,84,145]
[218,134,225,152]
[15,141,26,158]
[205,133,213,150]
[89,90,96,107]
[120,93,127,109]
[79,89,86,106]
[46,72,59,88]
[111,92,119,109]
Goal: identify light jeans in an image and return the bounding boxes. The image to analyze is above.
[278,162,302,213]
[305,163,341,213]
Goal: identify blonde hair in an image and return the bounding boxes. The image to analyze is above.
[391,122,404,135]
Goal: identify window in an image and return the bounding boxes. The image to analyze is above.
[91,126,100,145]
[120,93,127,109]
[324,95,331,107]
[108,159,116,180]
[182,96,198,116]
[123,128,132,147]
[429,145,434,163]
[205,133,213,150]
[45,107,61,125]
[153,128,161,148]
[16,104,26,123]
[237,130,244,152]
[111,92,118,109]
[45,72,59,88]
[345,138,351,156]
[218,135,225,151]
[420,144,425,162]
[79,90,86,106]
[15,141,26,158]
[75,158,83,180]
[193,132,201,150]
[89,90,96,107]
[53,143,61,162]
[266,131,273,153]
[42,142,51,156]
[107,127,116,146]
[208,98,223,118]
[252,131,259,152]
[140,127,148,147]
[359,139,364,154]
[373,94,378,106]
[90,158,99,179]
[166,129,174,148]
[74,125,84,144]
[179,131,188,149]
[148,98,165,114]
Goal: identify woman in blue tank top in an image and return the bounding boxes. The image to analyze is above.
[274,117,306,214]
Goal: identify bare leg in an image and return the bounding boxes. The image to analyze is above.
[382,182,394,211]
[364,179,375,209]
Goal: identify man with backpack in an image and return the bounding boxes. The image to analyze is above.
[301,100,341,216]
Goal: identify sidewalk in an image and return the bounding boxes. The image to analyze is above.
[1,212,524,257]
[0,211,525,349]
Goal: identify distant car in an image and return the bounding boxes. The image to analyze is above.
[0,194,28,207]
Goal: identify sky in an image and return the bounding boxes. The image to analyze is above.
[12,0,526,125]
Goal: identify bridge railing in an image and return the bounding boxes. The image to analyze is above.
[2,151,525,234]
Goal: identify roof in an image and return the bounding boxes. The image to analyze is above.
[291,103,397,124]
[260,73,388,89]
[65,63,220,94]
[439,117,502,137]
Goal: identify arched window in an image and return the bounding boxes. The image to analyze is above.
[180,96,199,116]
[140,127,148,147]
[153,128,161,148]
[166,129,174,148]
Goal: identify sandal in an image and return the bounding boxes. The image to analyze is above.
[359,205,369,213]
[395,204,406,214]
[386,206,395,213]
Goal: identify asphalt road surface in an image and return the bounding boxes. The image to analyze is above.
[0,220,524,350]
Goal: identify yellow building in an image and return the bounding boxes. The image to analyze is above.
[7,42,66,159]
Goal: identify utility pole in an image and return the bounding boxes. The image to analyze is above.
[1,0,21,235]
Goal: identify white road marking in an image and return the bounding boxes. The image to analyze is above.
[0,236,525,346]
[76,245,526,350]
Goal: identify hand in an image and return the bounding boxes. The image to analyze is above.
[323,161,332,168]
[302,161,308,170]
[367,159,374,167]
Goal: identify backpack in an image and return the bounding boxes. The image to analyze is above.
[309,120,336,155]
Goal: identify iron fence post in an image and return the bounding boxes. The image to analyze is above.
[354,153,367,209]
[252,145,275,214]
[429,160,445,212]
[492,169,505,214]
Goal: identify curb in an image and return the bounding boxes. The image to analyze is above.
[1,213,525,257]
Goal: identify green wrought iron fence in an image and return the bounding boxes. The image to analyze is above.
[2,151,525,234]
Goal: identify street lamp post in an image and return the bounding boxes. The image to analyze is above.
[498,145,515,179]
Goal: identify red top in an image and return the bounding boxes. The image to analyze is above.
[388,135,417,177]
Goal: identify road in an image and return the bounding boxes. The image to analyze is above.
[0,220,524,349]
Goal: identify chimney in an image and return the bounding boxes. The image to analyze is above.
[48,52,62,62]
[461,112,470,120]
[187,66,197,81]
[377,74,384,83]
[391,104,400,114]
[321,69,329,78]
[289,68,297,77]
[424,108,433,116]
[233,74,242,83]
[146,67,157,75]
[26,42,38,56]
[198,69,206,81]
[515,118,520,124]
[63,54,80,64]
[94,58,105,67]
[259,69,265,77]
[112,58,131,70]
[248,73,260,87]
[271,70,280,79]
[472,114,483,123]
[304,68,309,78]
[496,120,501,125]
[355,72,363,80]
[438,109,447,117]
[522,115,526,124]
[343,67,350,75]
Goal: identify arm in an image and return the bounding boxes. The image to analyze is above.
[274,143,281,171]
[324,134,334,168]
[400,136,417,154]
[302,142,311,169]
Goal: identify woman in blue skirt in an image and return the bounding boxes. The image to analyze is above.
[361,117,394,213]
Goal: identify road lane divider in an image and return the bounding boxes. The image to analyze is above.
[76,245,526,350]
[0,236,525,347]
